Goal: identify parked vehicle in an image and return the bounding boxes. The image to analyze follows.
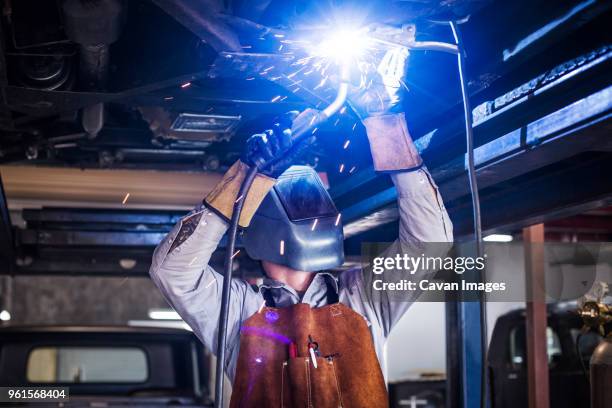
[488,305,602,408]
[0,326,212,407]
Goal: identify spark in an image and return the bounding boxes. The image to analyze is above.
[181,82,191,88]
[334,119,340,126]
[335,213,342,226]
[271,95,282,102]
[339,164,345,173]
[242,45,252,49]
[246,77,255,81]
[279,240,285,255]
[234,193,243,204]
[340,106,347,114]
[309,115,318,126]
[122,193,130,204]
[349,166,356,174]
[278,44,284,51]
[258,300,266,313]
[352,123,357,131]
[205,277,216,288]
[274,33,285,38]
[206,107,214,113]
[263,66,275,72]
[164,96,174,101]
[311,127,318,135]
[231,250,240,259]
[188,256,198,266]
[313,77,328,90]
[311,218,318,231]
[343,140,350,149]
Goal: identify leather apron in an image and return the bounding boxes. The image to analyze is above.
[230,293,388,408]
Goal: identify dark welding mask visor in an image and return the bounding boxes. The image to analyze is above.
[242,166,344,272]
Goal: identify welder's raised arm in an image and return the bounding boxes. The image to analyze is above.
[363,113,453,243]
[149,160,276,354]
[341,112,453,337]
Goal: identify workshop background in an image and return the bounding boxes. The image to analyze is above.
[0,0,610,407]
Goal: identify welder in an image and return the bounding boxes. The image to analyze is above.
[149,47,453,407]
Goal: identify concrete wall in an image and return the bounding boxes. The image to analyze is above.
[1,275,169,326]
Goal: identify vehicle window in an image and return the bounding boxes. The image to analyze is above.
[508,326,562,367]
[27,347,148,383]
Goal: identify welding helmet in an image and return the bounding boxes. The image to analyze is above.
[242,165,344,272]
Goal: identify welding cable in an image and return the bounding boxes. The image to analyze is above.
[449,20,488,408]
[214,163,257,408]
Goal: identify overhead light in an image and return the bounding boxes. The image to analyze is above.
[129,320,192,331]
[0,310,11,321]
[483,234,514,242]
[148,308,181,320]
[119,258,137,270]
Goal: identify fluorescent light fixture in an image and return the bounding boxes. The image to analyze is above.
[0,310,11,321]
[483,234,514,242]
[148,308,181,320]
[129,320,192,331]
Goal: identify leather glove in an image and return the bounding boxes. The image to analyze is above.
[342,36,421,172]
[347,45,409,119]
[242,110,318,178]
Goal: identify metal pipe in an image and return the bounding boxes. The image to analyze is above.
[370,37,459,55]
[449,20,488,408]
[322,64,350,118]
[410,41,459,55]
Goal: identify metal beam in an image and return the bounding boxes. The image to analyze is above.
[5,68,211,118]
[340,83,612,237]
[151,0,241,53]
[333,47,612,216]
[523,224,550,408]
[18,229,167,247]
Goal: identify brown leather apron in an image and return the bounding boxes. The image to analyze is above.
[230,301,388,407]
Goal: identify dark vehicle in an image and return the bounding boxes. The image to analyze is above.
[0,326,212,407]
[488,305,603,408]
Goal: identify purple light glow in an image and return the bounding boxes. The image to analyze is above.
[241,326,291,344]
[265,310,280,323]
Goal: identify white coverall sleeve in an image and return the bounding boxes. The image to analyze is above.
[339,113,454,337]
[148,205,257,357]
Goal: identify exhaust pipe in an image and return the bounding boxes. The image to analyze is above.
[62,0,125,138]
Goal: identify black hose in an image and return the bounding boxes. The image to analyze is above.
[575,332,590,382]
[449,21,488,408]
[214,166,258,408]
